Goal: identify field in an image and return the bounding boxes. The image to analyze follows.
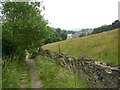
[43,29,119,65]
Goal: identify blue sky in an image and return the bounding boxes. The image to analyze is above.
[43,0,119,30]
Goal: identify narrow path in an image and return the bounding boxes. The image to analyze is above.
[26,59,42,88]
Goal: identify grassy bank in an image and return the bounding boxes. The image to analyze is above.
[43,29,119,65]
[35,55,89,88]
[2,60,31,88]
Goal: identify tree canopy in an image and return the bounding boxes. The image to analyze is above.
[2,2,49,59]
[92,20,120,34]
[44,27,67,44]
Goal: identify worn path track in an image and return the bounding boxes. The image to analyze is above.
[26,59,42,88]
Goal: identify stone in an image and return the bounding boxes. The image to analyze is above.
[39,49,119,88]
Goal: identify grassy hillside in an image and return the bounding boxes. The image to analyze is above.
[43,29,119,65]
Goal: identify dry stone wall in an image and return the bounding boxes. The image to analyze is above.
[37,48,120,88]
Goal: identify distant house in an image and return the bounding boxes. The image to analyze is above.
[67,29,93,39]
[67,33,80,39]
[67,34,72,39]
[72,32,80,38]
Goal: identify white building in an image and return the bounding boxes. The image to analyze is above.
[67,34,73,39]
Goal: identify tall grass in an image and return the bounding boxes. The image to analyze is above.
[0,60,2,89]
[2,60,31,88]
[35,55,89,88]
[43,29,119,65]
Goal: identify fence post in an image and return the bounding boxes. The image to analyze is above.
[58,44,60,54]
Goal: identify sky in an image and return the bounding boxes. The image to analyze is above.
[43,0,120,30]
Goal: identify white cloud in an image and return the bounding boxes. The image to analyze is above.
[43,0,119,30]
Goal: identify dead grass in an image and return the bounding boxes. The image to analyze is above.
[43,29,119,65]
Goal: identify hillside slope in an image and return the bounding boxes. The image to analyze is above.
[43,29,119,65]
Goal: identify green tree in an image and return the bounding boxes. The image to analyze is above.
[61,30,67,40]
[92,20,120,34]
[2,2,49,59]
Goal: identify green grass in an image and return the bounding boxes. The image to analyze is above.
[0,61,1,89]
[2,60,31,88]
[35,55,89,88]
[43,29,119,65]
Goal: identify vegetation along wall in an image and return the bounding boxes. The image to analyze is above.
[36,48,120,88]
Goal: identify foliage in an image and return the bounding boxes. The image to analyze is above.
[78,28,93,37]
[35,55,89,88]
[43,29,118,65]
[2,2,49,59]
[67,30,76,34]
[79,32,86,37]
[92,20,120,34]
[45,27,67,44]
[2,38,16,57]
